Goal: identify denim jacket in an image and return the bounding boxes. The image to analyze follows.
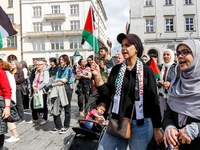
[158,62,177,95]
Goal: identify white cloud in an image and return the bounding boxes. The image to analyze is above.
[101,0,130,56]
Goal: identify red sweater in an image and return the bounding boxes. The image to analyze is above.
[0,67,12,99]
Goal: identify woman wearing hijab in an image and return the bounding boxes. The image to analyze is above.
[115,54,124,64]
[141,55,150,64]
[163,39,200,150]
[157,49,177,119]
[91,33,163,150]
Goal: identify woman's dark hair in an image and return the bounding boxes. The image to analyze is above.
[78,58,84,65]
[49,57,57,66]
[87,55,93,60]
[20,61,30,76]
[117,33,144,58]
[58,54,70,66]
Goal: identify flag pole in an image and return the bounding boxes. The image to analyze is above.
[92,5,95,61]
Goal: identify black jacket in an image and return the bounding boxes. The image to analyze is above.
[49,66,59,77]
[97,63,161,128]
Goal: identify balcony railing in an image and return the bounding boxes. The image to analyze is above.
[44,13,66,20]
[24,30,83,38]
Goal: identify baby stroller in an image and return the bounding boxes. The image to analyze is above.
[68,92,110,150]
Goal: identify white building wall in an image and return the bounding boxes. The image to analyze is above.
[130,0,200,64]
[21,0,108,65]
[0,0,22,62]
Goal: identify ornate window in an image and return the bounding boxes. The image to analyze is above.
[146,19,154,32]
[51,39,64,50]
[7,35,17,47]
[185,17,194,31]
[32,40,45,51]
[33,7,42,17]
[33,23,42,32]
[70,5,79,15]
[8,0,13,7]
[69,38,82,49]
[70,21,80,30]
[51,22,61,31]
[8,14,14,23]
[52,6,60,14]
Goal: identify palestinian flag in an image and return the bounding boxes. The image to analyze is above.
[146,58,161,78]
[0,6,17,49]
[81,5,98,53]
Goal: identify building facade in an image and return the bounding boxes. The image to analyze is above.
[21,0,109,65]
[130,0,200,64]
[0,0,22,62]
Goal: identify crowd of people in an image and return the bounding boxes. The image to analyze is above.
[0,32,200,150]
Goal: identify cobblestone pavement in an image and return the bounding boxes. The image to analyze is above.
[3,93,82,150]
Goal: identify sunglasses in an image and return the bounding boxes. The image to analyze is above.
[114,56,119,59]
[176,49,192,57]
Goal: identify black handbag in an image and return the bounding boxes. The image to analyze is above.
[147,138,165,150]
[21,84,28,95]
[0,96,20,122]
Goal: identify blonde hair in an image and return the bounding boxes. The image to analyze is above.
[37,61,47,71]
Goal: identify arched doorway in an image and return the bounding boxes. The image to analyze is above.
[148,49,159,63]
[7,55,17,63]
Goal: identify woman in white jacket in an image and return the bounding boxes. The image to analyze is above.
[0,60,20,143]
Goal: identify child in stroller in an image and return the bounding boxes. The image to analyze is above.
[83,102,109,130]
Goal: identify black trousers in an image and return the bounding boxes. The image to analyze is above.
[16,90,24,120]
[53,84,72,129]
[0,134,4,150]
[23,79,30,109]
[31,94,48,120]
[78,85,90,111]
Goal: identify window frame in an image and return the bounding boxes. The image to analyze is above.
[165,0,172,5]
[32,40,45,51]
[51,5,60,14]
[33,6,42,17]
[33,23,43,32]
[8,14,14,24]
[145,0,152,6]
[69,38,82,49]
[70,21,80,30]
[185,0,192,4]
[70,5,79,15]
[51,22,61,31]
[8,0,13,8]
[51,39,64,50]
[7,35,17,47]
[165,17,175,32]
[145,18,154,33]
[185,16,195,31]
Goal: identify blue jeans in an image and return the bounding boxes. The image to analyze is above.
[98,118,153,150]
[84,112,101,129]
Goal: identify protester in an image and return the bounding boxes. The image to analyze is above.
[115,54,124,64]
[114,53,119,62]
[0,63,11,149]
[0,61,20,143]
[50,54,73,134]
[28,61,49,126]
[157,49,177,119]
[73,63,77,77]
[49,57,59,77]
[29,59,38,96]
[84,102,109,130]
[99,47,112,83]
[86,55,94,94]
[10,60,25,124]
[91,33,163,149]
[76,58,92,116]
[163,39,200,150]
[142,54,150,64]
[20,61,30,112]
[43,60,50,71]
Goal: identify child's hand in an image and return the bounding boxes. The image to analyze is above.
[96,115,104,120]
[102,120,109,125]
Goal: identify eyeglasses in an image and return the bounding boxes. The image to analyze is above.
[114,56,118,59]
[176,49,192,57]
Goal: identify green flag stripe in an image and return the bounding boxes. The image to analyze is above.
[82,29,98,53]
[0,32,2,49]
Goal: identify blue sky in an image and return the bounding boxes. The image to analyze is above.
[101,0,130,56]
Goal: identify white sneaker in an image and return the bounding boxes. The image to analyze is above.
[40,119,48,126]
[27,120,38,124]
[5,136,20,143]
